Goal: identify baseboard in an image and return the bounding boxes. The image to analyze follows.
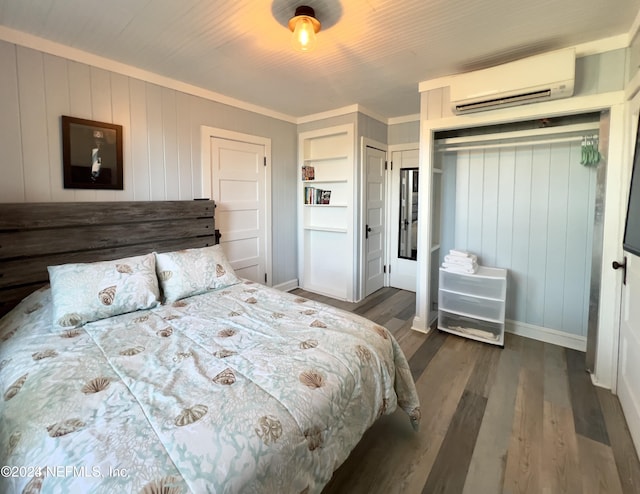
[411,315,430,334]
[273,279,299,292]
[505,319,587,351]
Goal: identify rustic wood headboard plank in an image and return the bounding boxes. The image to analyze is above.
[0,201,214,229]
[0,218,213,259]
[0,200,215,317]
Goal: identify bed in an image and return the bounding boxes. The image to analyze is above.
[0,201,420,494]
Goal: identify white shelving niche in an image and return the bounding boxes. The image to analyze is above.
[298,124,355,301]
[438,266,507,346]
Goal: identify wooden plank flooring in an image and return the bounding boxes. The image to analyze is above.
[291,287,640,494]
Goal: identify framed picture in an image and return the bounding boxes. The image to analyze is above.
[61,116,123,190]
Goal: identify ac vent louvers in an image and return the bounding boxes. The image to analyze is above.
[454,89,552,113]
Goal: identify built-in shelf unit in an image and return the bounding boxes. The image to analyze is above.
[298,124,355,301]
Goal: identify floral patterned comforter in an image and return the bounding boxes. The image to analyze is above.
[0,281,420,494]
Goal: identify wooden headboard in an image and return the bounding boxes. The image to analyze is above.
[0,200,215,317]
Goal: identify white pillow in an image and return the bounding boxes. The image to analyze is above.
[48,253,160,329]
[154,245,241,303]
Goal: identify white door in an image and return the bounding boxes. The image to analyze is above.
[617,253,640,453]
[208,136,268,284]
[364,145,386,297]
[389,148,419,291]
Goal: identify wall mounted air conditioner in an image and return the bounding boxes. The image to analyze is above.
[450,48,575,114]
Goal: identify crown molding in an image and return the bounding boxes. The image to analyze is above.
[0,25,298,124]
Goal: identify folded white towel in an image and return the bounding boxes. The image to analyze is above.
[444,254,477,265]
[442,261,478,274]
[449,249,473,258]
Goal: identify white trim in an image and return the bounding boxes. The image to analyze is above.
[200,126,273,287]
[296,104,387,125]
[0,25,422,125]
[411,316,430,334]
[273,279,299,292]
[296,104,360,124]
[356,106,389,125]
[628,7,640,45]
[602,103,628,393]
[625,69,640,102]
[505,320,587,351]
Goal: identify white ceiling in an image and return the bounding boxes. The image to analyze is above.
[0,0,639,119]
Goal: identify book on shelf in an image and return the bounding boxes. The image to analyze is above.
[304,186,331,205]
[301,165,315,181]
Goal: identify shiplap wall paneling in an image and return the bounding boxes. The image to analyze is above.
[91,67,117,201]
[129,78,150,200]
[481,150,500,267]
[445,140,596,338]
[564,144,595,334]
[146,83,165,199]
[0,41,23,202]
[43,54,72,202]
[527,145,552,328]
[162,88,180,200]
[544,145,571,329]
[575,49,627,96]
[420,87,455,120]
[68,60,96,202]
[111,72,135,201]
[510,149,534,323]
[176,91,194,200]
[17,46,51,202]
[0,39,299,286]
[495,148,516,271]
[453,151,469,249]
[439,152,457,262]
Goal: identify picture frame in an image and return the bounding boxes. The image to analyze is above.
[61,116,123,190]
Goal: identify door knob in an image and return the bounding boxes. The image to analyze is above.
[612,257,627,285]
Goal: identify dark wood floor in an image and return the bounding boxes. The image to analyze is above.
[291,287,640,494]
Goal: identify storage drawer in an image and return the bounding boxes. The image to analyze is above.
[439,290,504,321]
[440,268,505,299]
[438,310,503,343]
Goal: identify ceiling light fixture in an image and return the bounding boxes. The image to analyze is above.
[288,6,321,52]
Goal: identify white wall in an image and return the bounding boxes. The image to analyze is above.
[0,40,298,286]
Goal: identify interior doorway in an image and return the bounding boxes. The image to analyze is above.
[200,127,272,285]
[364,144,387,297]
[388,146,420,292]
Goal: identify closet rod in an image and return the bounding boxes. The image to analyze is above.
[437,135,585,152]
[436,122,599,147]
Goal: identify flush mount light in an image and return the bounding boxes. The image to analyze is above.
[288,5,321,52]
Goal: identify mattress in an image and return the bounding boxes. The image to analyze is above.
[0,281,420,493]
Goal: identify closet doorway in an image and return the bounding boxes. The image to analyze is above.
[432,113,606,350]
